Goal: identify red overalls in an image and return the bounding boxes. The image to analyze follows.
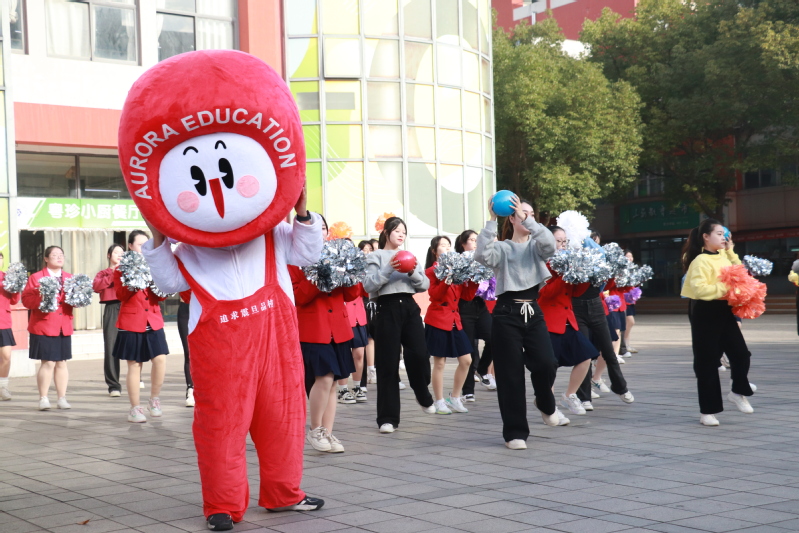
[175,233,306,521]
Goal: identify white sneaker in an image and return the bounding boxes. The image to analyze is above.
[555,408,570,426]
[38,397,51,411]
[337,388,356,404]
[352,387,367,403]
[621,351,632,358]
[505,439,527,450]
[616,355,626,364]
[434,399,452,415]
[0,387,11,401]
[592,379,611,393]
[367,368,377,384]
[481,374,497,391]
[541,411,559,426]
[147,397,162,417]
[139,381,145,389]
[473,374,481,382]
[109,390,121,398]
[720,354,730,368]
[463,394,475,403]
[398,381,406,390]
[629,346,639,353]
[560,393,586,415]
[420,402,436,414]
[618,391,634,404]
[128,406,146,423]
[700,414,720,426]
[56,397,71,409]
[379,423,395,433]
[719,365,727,372]
[582,401,594,411]
[446,394,469,413]
[727,392,753,413]
[324,429,344,453]
[307,426,331,451]
[185,388,195,407]
[399,359,405,370]
[749,383,757,392]
[591,390,600,399]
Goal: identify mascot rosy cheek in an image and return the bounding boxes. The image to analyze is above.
[118,50,324,526]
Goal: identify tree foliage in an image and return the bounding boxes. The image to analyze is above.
[493,17,643,222]
[582,0,799,222]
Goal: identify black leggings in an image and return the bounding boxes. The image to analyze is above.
[459,298,492,395]
[177,301,193,389]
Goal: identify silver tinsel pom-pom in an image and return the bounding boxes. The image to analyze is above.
[461,251,494,284]
[149,282,170,298]
[302,239,367,293]
[3,262,28,293]
[602,243,629,277]
[549,248,611,285]
[38,276,60,313]
[64,274,93,308]
[615,263,654,288]
[743,255,773,277]
[118,251,152,291]
[435,252,496,285]
[634,265,654,286]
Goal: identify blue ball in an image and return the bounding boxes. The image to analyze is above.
[492,190,516,217]
[722,226,731,241]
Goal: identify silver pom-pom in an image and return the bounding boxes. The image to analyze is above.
[602,243,628,277]
[38,276,60,313]
[462,251,494,284]
[434,252,471,285]
[302,239,367,293]
[3,262,28,293]
[149,282,170,298]
[743,255,773,277]
[550,248,611,285]
[118,251,152,291]
[615,263,654,288]
[634,265,654,286]
[64,274,93,308]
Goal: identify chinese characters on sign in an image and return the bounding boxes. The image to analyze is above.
[18,199,143,229]
[219,300,275,324]
[619,201,699,234]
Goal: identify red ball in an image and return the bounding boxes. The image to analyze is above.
[394,251,416,273]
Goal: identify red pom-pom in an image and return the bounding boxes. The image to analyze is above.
[327,221,353,240]
[719,264,767,319]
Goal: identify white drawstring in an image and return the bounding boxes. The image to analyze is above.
[520,302,534,323]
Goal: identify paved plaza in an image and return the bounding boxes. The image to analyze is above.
[1,314,798,533]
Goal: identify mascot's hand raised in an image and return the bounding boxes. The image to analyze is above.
[143,216,165,247]
[294,185,311,224]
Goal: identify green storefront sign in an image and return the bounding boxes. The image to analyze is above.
[17,198,142,229]
[619,201,700,234]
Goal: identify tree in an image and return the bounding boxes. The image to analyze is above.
[582,0,799,223]
[493,17,643,222]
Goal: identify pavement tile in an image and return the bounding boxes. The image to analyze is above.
[669,516,759,532]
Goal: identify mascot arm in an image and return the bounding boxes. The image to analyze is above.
[277,213,324,268]
[141,239,191,295]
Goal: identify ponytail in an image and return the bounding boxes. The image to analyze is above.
[681,218,721,273]
[425,236,451,269]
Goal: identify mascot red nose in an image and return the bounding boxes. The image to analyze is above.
[119,50,324,525]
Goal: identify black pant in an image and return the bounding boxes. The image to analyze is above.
[373,294,433,427]
[491,300,558,442]
[177,301,193,389]
[476,341,493,375]
[460,298,492,395]
[573,297,628,401]
[690,300,753,414]
[102,302,121,393]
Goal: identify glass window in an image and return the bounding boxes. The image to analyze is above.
[481,57,491,95]
[10,0,26,51]
[437,44,461,86]
[404,41,433,82]
[196,0,234,18]
[286,0,318,35]
[288,38,319,78]
[80,156,130,199]
[437,87,461,128]
[323,38,361,77]
[440,164,464,234]
[407,127,435,160]
[157,0,236,61]
[408,162,437,233]
[402,0,431,39]
[93,5,137,61]
[0,93,6,192]
[463,51,480,92]
[16,153,78,198]
[46,0,138,62]
[160,0,195,10]
[326,80,362,121]
[157,13,194,60]
[45,0,91,59]
[321,0,359,34]
[364,0,398,35]
[462,0,479,50]
[290,81,320,121]
[484,169,494,202]
[466,166,483,230]
[483,96,492,133]
[304,125,322,159]
[365,39,400,78]
[463,132,482,166]
[463,91,481,131]
[478,0,490,53]
[367,162,404,222]
[406,83,434,124]
[367,82,401,121]
[368,125,402,158]
[484,136,493,168]
[438,129,463,163]
[326,124,363,159]
[326,161,365,234]
[436,0,458,43]
[196,18,234,50]
[306,162,323,213]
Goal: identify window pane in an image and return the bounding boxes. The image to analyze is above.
[404,41,433,82]
[10,0,25,50]
[158,0,195,11]
[478,0,490,52]
[326,80,362,121]
[196,0,234,18]
[403,0,431,39]
[321,0,359,34]
[46,0,90,59]
[408,162,437,234]
[436,0,458,43]
[484,136,493,168]
[364,0,398,35]
[368,162,404,223]
[438,129,463,163]
[16,153,78,198]
[437,87,461,128]
[368,125,402,158]
[437,44,461,86]
[483,96,492,133]
[288,38,319,78]
[93,6,136,62]
[407,127,435,160]
[326,124,363,159]
[158,13,194,61]
[367,81,400,121]
[406,83,434,124]
[440,164,464,234]
[481,57,491,95]
[365,39,399,78]
[290,81,320,121]
[466,166,483,230]
[0,93,6,192]
[462,0,478,50]
[196,18,234,50]
[324,38,361,77]
[463,51,480,92]
[80,157,130,199]
[327,161,365,235]
[286,0,318,35]
[304,125,322,159]
[464,132,482,166]
[463,91,480,131]
[306,162,323,214]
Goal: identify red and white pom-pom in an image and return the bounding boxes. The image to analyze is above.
[328,221,353,240]
[719,264,767,319]
[374,212,396,233]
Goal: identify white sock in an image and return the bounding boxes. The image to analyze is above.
[368,366,375,371]
[0,377,8,388]
[338,385,348,392]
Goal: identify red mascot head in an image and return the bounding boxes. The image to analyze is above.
[118,50,305,247]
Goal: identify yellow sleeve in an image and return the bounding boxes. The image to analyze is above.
[789,271,799,287]
[725,249,742,265]
[685,256,729,301]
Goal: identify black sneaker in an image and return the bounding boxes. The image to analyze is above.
[206,513,233,531]
[267,496,325,512]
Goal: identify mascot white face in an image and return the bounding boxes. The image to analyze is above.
[160,133,277,233]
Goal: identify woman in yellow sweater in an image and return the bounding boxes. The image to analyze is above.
[681,219,755,427]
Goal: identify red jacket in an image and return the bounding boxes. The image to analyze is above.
[539,267,579,334]
[605,278,628,313]
[0,272,21,330]
[114,269,166,332]
[22,269,74,336]
[424,265,478,331]
[93,267,119,303]
[289,266,359,344]
[346,284,367,327]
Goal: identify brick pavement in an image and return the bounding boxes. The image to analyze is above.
[1,314,798,533]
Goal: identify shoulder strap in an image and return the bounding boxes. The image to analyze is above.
[264,231,276,285]
[174,255,215,307]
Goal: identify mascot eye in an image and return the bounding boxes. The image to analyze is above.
[219,158,234,189]
[191,165,207,196]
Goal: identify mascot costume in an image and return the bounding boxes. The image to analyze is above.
[118,50,324,531]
